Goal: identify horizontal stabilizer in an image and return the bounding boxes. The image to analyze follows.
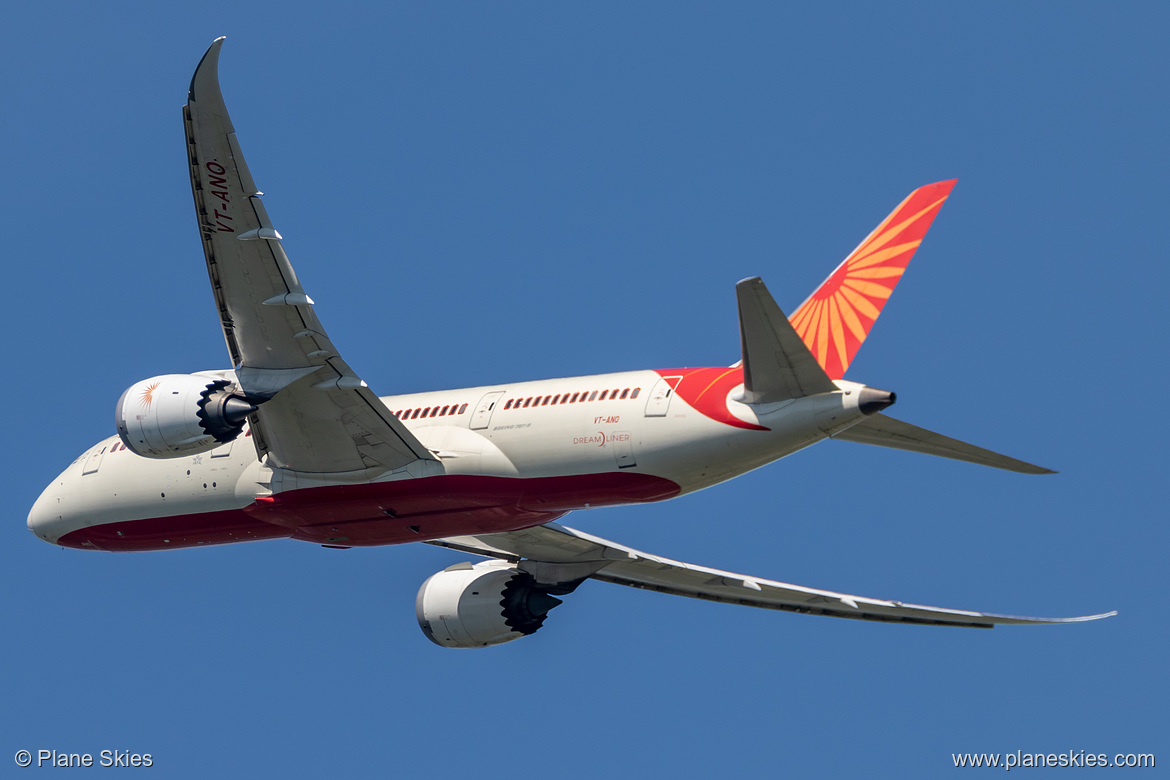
[736,277,836,404]
[832,414,1055,475]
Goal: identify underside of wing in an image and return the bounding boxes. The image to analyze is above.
[184,38,435,476]
[430,523,1114,628]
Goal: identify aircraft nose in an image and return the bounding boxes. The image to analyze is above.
[28,482,66,545]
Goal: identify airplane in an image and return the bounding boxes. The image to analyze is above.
[27,38,1114,647]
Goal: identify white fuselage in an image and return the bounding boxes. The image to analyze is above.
[28,369,872,551]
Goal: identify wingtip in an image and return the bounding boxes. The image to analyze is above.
[990,609,1118,625]
[1045,610,1118,624]
[188,37,227,103]
[1080,609,1119,621]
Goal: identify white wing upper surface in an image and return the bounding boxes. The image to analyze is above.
[431,523,1115,628]
[184,39,434,475]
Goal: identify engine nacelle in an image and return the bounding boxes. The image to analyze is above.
[416,561,565,649]
[115,374,257,459]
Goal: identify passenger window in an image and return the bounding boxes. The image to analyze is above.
[552,394,561,404]
[441,405,450,415]
[541,396,551,406]
[631,388,641,399]
[570,392,580,402]
[620,389,629,399]
[505,399,513,410]
[589,391,598,401]
[459,403,468,414]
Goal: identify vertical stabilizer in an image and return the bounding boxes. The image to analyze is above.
[790,180,956,379]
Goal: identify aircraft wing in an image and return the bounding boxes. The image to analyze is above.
[430,523,1115,628]
[184,38,435,475]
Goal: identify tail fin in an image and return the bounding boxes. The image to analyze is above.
[789,180,957,379]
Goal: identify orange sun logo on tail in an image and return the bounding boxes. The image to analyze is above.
[789,179,956,379]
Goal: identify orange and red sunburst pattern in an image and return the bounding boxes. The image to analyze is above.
[139,381,160,409]
[789,179,957,379]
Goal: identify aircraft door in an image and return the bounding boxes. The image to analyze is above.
[644,376,681,417]
[470,391,506,430]
[82,444,108,475]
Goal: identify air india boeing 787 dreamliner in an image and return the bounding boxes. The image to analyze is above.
[27,39,1114,647]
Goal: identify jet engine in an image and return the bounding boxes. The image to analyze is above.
[416,560,568,648]
[115,374,257,458]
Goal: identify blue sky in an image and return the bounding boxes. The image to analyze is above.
[2,3,1165,777]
